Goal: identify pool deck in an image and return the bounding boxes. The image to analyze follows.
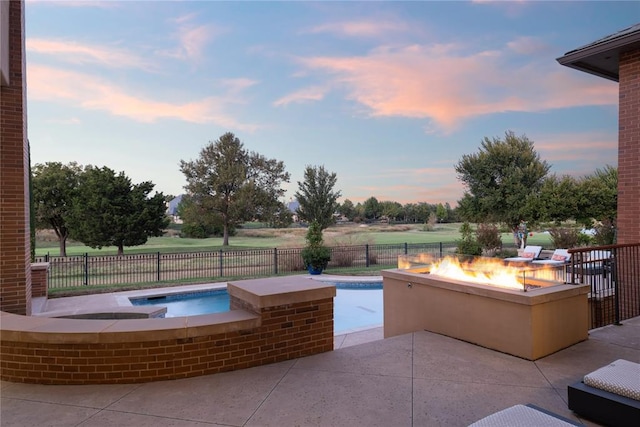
[2,280,639,426]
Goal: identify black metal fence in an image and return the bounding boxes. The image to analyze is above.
[35,242,458,289]
[568,243,640,329]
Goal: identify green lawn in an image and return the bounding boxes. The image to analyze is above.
[35,222,553,257]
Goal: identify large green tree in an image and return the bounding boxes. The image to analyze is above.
[180,132,290,245]
[32,162,83,256]
[455,131,550,234]
[536,174,581,224]
[177,195,227,238]
[380,200,403,222]
[362,196,380,221]
[337,199,355,221]
[579,165,617,226]
[68,166,169,256]
[295,165,341,230]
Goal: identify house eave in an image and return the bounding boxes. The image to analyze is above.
[556,25,640,82]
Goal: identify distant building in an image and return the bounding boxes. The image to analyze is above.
[287,199,300,222]
[166,194,184,224]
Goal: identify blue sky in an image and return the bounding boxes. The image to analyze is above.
[25,1,638,206]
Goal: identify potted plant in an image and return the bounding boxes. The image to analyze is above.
[301,221,331,275]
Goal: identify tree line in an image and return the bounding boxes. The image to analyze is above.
[33,130,617,257]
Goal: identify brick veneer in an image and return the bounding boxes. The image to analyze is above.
[617,48,640,318]
[30,263,49,298]
[617,48,640,245]
[0,278,335,384]
[0,0,31,315]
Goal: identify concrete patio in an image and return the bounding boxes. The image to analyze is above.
[2,315,639,426]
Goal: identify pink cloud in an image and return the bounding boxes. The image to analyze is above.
[274,86,328,106]
[346,166,464,205]
[535,132,617,164]
[160,14,222,62]
[28,64,259,131]
[292,42,617,133]
[26,39,155,71]
[306,20,408,38]
[354,180,464,205]
[220,78,259,94]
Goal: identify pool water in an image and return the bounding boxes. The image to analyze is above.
[131,282,383,334]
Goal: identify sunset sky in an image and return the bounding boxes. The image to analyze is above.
[25,1,638,206]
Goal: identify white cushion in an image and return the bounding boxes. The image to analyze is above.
[583,359,640,401]
[469,404,578,426]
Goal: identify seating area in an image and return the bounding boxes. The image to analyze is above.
[532,248,571,265]
[568,359,640,427]
[504,245,542,262]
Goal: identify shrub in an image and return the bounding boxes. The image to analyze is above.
[301,221,331,271]
[277,247,306,272]
[476,223,502,255]
[593,219,616,246]
[326,234,374,267]
[548,227,580,249]
[330,246,358,267]
[423,212,437,231]
[457,222,482,256]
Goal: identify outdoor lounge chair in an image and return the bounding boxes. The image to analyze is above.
[568,359,640,427]
[468,404,583,426]
[504,245,542,263]
[532,248,571,265]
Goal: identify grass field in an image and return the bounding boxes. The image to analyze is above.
[35,222,553,257]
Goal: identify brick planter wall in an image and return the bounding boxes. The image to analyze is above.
[0,277,335,384]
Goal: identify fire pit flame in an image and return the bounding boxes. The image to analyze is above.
[429,256,524,290]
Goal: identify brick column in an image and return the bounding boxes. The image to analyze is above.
[617,48,640,245]
[0,0,31,315]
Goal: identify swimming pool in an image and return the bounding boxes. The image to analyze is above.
[130,281,383,334]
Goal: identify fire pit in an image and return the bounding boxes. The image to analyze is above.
[382,254,590,360]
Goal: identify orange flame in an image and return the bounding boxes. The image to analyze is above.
[429,256,525,290]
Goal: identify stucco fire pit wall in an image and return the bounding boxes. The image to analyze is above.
[382,268,590,360]
[0,276,335,384]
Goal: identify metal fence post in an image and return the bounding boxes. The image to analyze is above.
[365,244,370,268]
[83,253,88,286]
[274,248,278,275]
[157,251,161,282]
[439,242,443,258]
[219,249,223,277]
[404,242,408,255]
[612,248,620,325]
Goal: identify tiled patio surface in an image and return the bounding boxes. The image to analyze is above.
[2,315,639,426]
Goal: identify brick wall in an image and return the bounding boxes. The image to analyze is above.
[0,0,31,315]
[0,297,334,385]
[617,48,640,245]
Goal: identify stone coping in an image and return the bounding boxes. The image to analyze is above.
[381,268,590,306]
[0,309,260,344]
[228,275,336,309]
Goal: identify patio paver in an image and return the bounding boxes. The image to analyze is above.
[1,316,638,426]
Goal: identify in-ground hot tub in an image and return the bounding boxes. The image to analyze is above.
[382,256,590,360]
